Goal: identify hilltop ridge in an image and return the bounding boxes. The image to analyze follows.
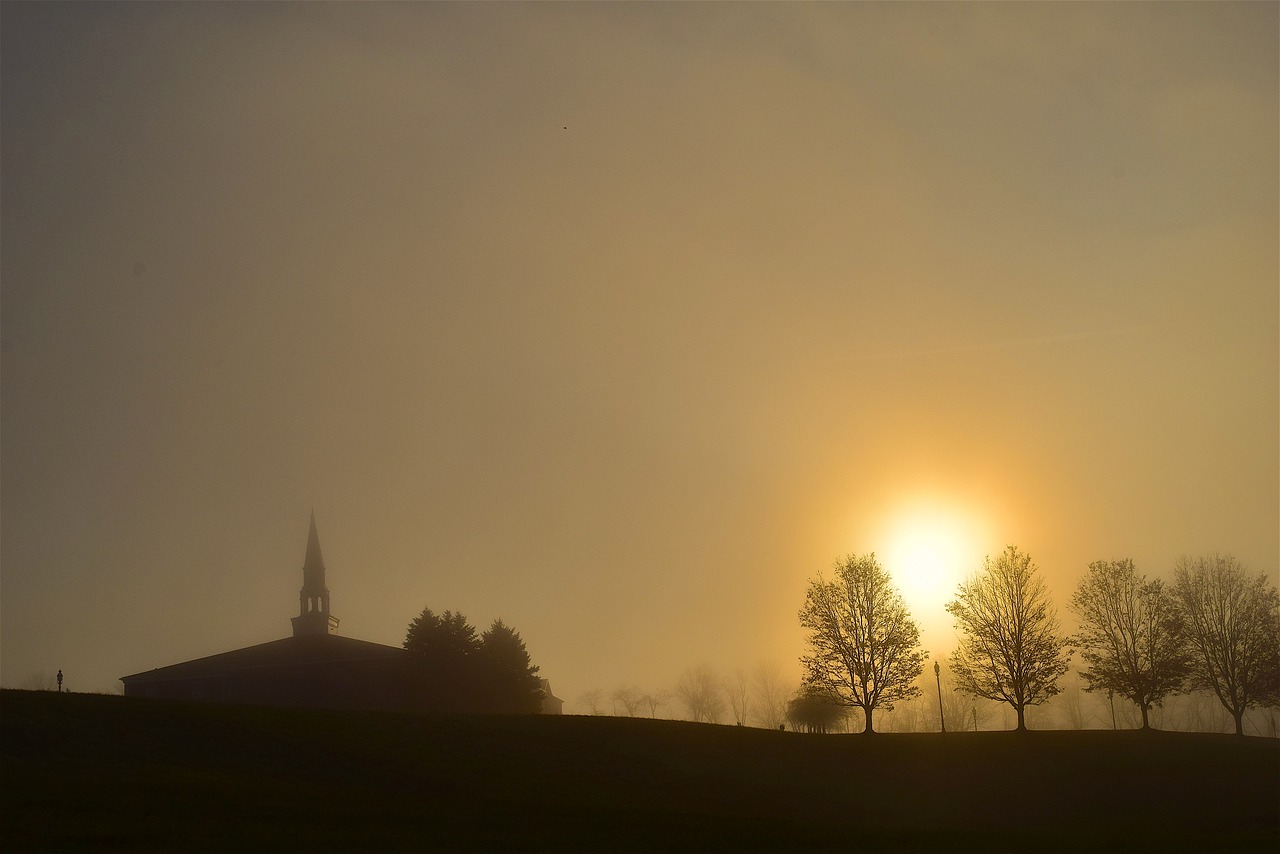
[3,690,1276,852]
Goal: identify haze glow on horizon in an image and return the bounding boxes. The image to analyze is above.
[1,2,1276,705]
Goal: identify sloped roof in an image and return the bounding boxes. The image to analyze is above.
[120,634,406,684]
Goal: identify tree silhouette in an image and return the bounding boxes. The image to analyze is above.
[1173,554,1280,736]
[750,661,791,729]
[799,553,926,734]
[1070,559,1190,729]
[577,689,606,715]
[478,619,543,714]
[946,545,1071,730]
[725,669,750,725]
[786,686,849,733]
[403,608,483,711]
[611,686,643,717]
[675,665,726,723]
[404,610,542,713]
[641,689,672,718]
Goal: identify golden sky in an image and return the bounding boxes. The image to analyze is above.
[2,2,1276,703]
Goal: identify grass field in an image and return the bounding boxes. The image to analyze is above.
[2,689,1276,852]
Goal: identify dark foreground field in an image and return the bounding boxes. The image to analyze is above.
[2,690,1276,852]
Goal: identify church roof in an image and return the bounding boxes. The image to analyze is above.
[120,634,406,685]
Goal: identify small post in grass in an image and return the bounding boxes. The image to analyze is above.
[57,670,63,693]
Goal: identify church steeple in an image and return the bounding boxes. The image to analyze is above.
[291,511,339,637]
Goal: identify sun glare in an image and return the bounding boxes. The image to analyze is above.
[879,503,987,627]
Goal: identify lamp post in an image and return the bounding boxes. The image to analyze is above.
[934,661,946,733]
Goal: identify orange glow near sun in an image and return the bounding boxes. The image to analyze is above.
[877,499,992,638]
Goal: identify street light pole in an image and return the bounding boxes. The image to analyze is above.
[934,661,946,733]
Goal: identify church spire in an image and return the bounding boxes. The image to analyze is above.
[291,510,339,637]
[302,509,326,589]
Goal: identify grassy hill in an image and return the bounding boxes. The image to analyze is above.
[3,690,1276,852]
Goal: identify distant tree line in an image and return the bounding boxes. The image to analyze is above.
[799,547,1279,736]
[402,608,544,714]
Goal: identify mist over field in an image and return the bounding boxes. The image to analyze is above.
[2,3,1275,734]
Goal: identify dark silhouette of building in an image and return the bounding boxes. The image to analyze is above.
[539,678,563,715]
[121,513,415,712]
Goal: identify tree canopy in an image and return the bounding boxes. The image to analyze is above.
[1070,559,1190,729]
[403,608,543,714]
[799,553,926,733]
[946,545,1071,730]
[478,619,543,714]
[1173,554,1280,735]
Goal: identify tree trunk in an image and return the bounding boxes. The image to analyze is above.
[1015,704,1026,731]
[863,705,875,734]
[1233,710,1244,736]
[1140,703,1150,730]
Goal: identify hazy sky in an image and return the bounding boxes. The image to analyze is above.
[2,2,1276,704]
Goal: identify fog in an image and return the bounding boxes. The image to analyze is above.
[2,3,1276,707]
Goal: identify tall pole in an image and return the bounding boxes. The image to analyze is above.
[934,661,946,733]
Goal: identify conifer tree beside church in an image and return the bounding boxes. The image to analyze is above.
[403,609,483,712]
[479,619,543,714]
[403,609,543,713]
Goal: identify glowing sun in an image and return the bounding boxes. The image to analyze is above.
[881,505,983,620]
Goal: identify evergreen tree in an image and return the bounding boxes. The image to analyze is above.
[403,608,482,711]
[478,619,543,714]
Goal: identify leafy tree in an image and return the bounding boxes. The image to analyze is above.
[478,619,543,714]
[799,553,926,734]
[946,545,1071,730]
[675,664,727,723]
[1173,554,1280,736]
[786,686,850,733]
[1070,559,1190,729]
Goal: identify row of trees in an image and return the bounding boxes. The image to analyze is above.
[402,608,544,714]
[800,548,1279,735]
[576,661,793,729]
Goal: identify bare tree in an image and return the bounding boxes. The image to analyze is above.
[946,545,1071,730]
[1055,674,1089,730]
[611,686,643,717]
[799,553,927,734]
[577,688,605,716]
[1173,554,1280,736]
[674,665,727,723]
[1070,559,1190,729]
[641,689,672,718]
[750,661,791,729]
[725,669,750,725]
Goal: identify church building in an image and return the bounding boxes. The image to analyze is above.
[120,513,416,713]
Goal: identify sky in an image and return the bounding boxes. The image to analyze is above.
[2,2,1276,706]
